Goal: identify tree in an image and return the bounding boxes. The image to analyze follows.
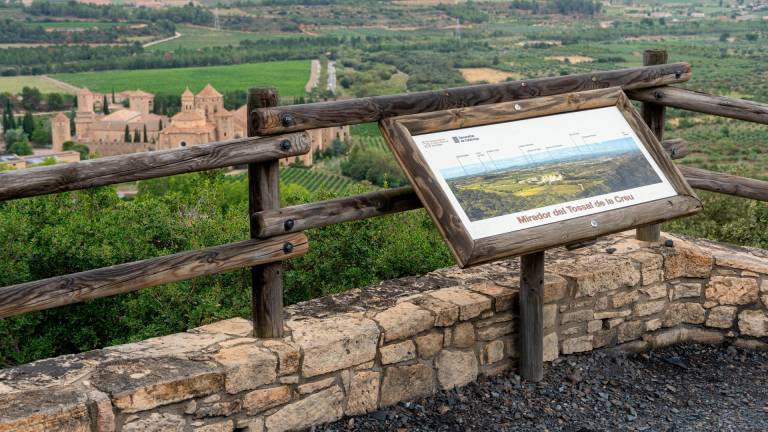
[22,111,34,135]
[69,108,76,135]
[111,88,116,103]
[102,95,110,115]
[133,129,141,143]
[4,128,32,155]
[124,125,130,142]
[143,124,148,142]
[4,99,15,130]
[158,119,163,131]
[20,86,42,111]
[46,93,64,111]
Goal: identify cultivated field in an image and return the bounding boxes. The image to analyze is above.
[144,25,291,51]
[459,68,522,84]
[51,60,311,95]
[0,75,77,94]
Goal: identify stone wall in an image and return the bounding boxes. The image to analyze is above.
[2,232,768,432]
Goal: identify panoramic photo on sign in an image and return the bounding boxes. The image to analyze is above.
[380,88,701,267]
[411,106,677,240]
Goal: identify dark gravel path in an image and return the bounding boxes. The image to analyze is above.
[320,344,768,432]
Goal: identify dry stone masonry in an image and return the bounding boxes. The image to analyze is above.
[2,232,768,431]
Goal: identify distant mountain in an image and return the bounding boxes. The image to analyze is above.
[441,137,640,180]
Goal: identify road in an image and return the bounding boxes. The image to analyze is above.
[142,32,182,48]
[327,60,337,93]
[305,59,321,93]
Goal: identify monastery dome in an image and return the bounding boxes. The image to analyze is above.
[170,110,208,128]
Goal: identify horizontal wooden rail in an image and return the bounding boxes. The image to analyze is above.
[628,86,768,125]
[256,168,765,239]
[0,133,310,202]
[0,232,308,319]
[679,166,768,201]
[255,186,422,237]
[252,62,692,135]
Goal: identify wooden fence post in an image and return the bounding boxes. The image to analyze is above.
[519,251,544,382]
[248,87,284,338]
[636,49,668,242]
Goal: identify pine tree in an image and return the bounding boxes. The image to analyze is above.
[133,129,140,143]
[124,125,131,142]
[22,111,34,135]
[102,95,110,115]
[143,124,148,142]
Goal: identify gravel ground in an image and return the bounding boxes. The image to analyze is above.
[319,344,768,432]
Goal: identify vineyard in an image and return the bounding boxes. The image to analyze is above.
[281,167,358,193]
[352,136,389,152]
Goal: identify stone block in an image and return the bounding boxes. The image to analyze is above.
[290,315,379,377]
[642,269,664,286]
[380,340,416,365]
[633,299,667,317]
[192,318,253,337]
[88,389,115,432]
[243,386,291,415]
[346,370,380,415]
[477,321,514,341]
[593,309,631,319]
[645,327,724,348]
[663,241,714,279]
[706,306,737,329]
[543,304,557,330]
[429,287,492,321]
[261,340,300,376]
[374,302,433,342]
[193,420,234,432]
[474,312,513,328]
[452,322,475,348]
[544,273,569,302]
[91,357,223,413]
[561,336,593,354]
[611,291,640,308]
[738,310,768,337]
[617,320,644,343]
[663,303,705,327]
[415,331,443,358]
[380,364,434,407]
[551,256,640,298]
[607,317,625,329]
[265,386,344,432]
[123,413,184,432]
[671,283,701,300]
[435,350,479,390]
[467,281,517,312]
[408,295,459,327]
[0,387,91,432]
[561,309,593,324]
[481,340,505,365]
[587,320,602,333]
[705,276,759,306]
[714,252,768,274]
[640,283,667,300]
[645,319,662,332]
[593,329,616,349]
[214,344,277,394]
[543,333,558,362]
[297,377,336,395]
[194,400,240,418]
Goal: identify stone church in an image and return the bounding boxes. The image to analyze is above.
[57,85,348,165]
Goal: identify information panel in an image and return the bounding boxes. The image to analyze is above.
[380,88,701,267]
[411,106,677,240]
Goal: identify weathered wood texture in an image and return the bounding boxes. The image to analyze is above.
[519,251,544,382]
[248,87,285,338]
[0,233,308,319]
[254,63,692,135]
[629,86,768,125]
[0,133,310,202]
[636,49,668,242]
[380,88,701,267]
[679,165,768,201]
[255,186,421,238]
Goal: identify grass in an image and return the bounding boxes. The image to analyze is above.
[51,60,310,96]
[145,25,292,51]
[0,76,75,94]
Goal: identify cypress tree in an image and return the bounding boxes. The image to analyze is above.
[124,125,131,142]
[2,109,8,131]
[133,129,140,143]
[143,124,148,142]
[111,88,115,103]
[158,119,163,130]
[22,111,34,135]
[69,108,76,135]
[102,95,110,115]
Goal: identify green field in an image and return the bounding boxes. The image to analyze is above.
[0,76,76,94]
[146,25,291,51]
[51,60,310,95]
[281,167,357,193]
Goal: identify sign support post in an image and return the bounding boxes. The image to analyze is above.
[519,251,545,382]
[636,49,668,242]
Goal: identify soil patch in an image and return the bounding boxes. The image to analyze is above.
[459,68,521,84]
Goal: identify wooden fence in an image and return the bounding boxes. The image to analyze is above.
[1,50,767,379]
